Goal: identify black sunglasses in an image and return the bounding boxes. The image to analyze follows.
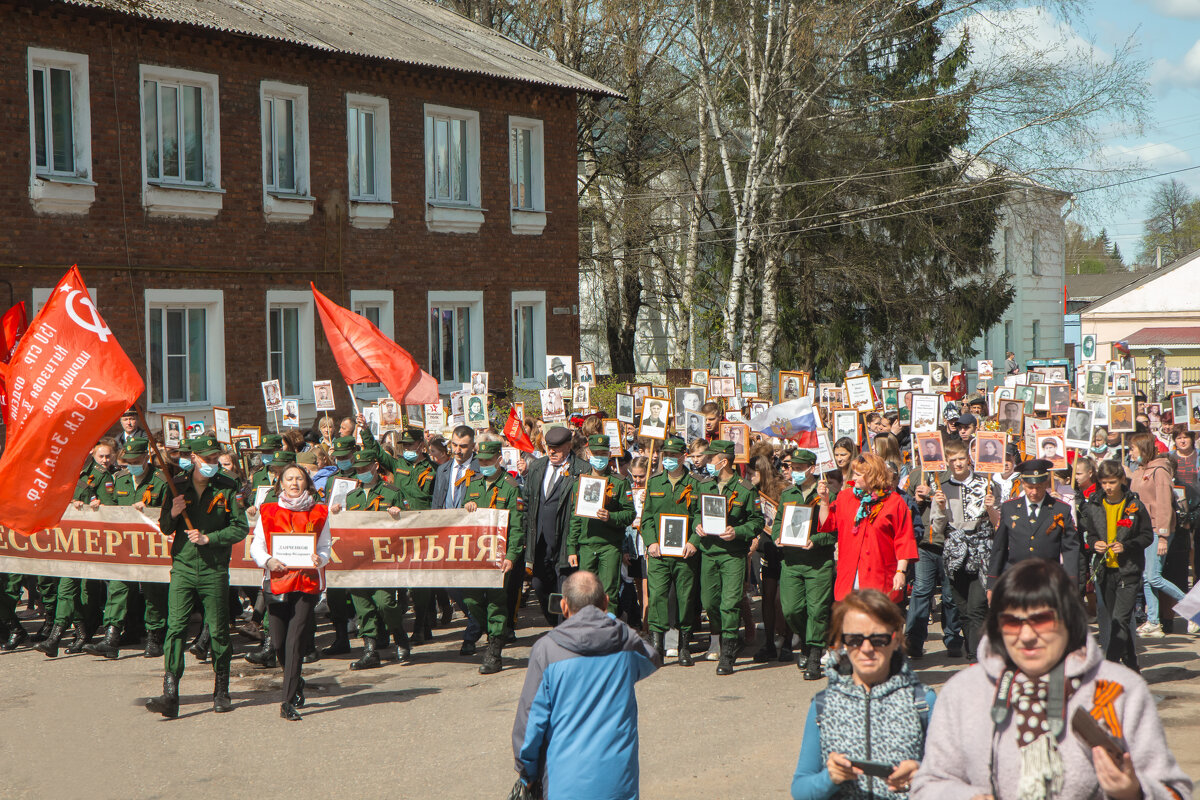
[840,632,893,650]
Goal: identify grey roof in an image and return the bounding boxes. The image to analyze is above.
[56,0,623,98]
[1065,270,1153,303]
[1078,247,1200,313]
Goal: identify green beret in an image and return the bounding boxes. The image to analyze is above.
[330,436,357,456]
[398,427,423,445]
[186,434,222,457]
[476,440,503,458]
[351,451,378,467]
[788,449,817,466]
[272,450,296,465]
[705,440,735,457]
[258,433,284,452]
[120,438,150,459]
[587,434,611,451]
[661,436,686,454]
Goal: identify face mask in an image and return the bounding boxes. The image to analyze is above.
[624,435,635,443]
[791,469,807,485]
[197,462,219,478]
[589,456,609,471]
[178,457,192,470]
[356,470,374,482]
[705,462,718,477]
[128,464,145,477]
[480,465,498,477]
[685,457,695,468]
[337,458,353,471]
[260,455,274,466]
[662,457,680,472]
[403,450,419,462]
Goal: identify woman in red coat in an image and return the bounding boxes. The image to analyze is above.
[817,453,917,603]
[247,465,332,721]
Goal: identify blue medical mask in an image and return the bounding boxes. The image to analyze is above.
[260,455,274,466]
[685,457,695,468]
[662,457,680,472]
[337,458,353,471]
[127,464,145,477]
[705,462,718,477]
[589,456,609,471]
[197,461,219,478]
[791,469,807,485]
[480,465,498,477]
[356,470,374,482]
[178,457,192,470]
[403,450,419,462]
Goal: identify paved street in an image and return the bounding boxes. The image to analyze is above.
[0,607,1197,800]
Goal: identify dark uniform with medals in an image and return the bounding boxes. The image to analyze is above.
[567,435,637,608]
[988,459,1080,584]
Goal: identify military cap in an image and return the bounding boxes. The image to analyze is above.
[330,436,357,456]
[787,448,817,466]
[587,434,611,451]
[706,440,735,457]
[272,450,297,466]
[176,440,192,456]
[121,408,138,418]
[186,434,222,457]
[351,451,378,467]
[661,436,686,454]
[476,440,503,458]
[398,427,423,445]
[258,433,285,452]
[297,450,319,466]
[119,438,150,459]
[1015,458,1052,484]
[545,426,573,447]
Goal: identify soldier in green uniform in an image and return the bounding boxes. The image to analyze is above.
[772,449,835,679]
[694,440,764,675]
[249,434,285,490]
[459,440,524,674]
[384,428,439,645]
[567,434,637,608]
[322,436,359,499]
[640,436,700,666]
[35,439,119,658]
[334,451,411,669]
[146,435,248,718]
[83,438,172,659]
[0,572,28,650]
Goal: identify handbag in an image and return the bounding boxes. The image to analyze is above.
[505,777,541,800]
[261,577,288,605]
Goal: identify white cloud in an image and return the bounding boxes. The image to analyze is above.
[1138,0,1200,20]
[954,7,1110,69]
[1154,39,1200,86]
[1099,141,1194,170]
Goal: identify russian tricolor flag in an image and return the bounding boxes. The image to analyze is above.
[748,397,819,447]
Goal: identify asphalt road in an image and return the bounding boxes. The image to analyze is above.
[0,609,1197,800]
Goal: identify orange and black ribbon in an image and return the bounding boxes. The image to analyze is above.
[678,485,694,507]
[1090,679,1124,740]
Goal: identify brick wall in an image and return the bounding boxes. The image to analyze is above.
[0,1,581,431]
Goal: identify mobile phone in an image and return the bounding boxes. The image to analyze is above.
[1071,707,1125,763]
[848,759,896,779]
[548,593,564,615]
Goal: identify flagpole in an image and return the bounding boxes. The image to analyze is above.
[346,384,361,416]
[134,404,195,530]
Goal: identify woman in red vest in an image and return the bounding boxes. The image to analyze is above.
[816,453,917,603]
[247,464,331,721]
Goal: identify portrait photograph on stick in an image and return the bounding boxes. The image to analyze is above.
[312,380,336,412]
[915,432,946,473]
[657,514,689,557]
[910,394,940,433]
[575,475,608,519]
[1035,428,1068,470]
[639,397,670,440]
[778,371,806,402]
[691,368,709,386]
[546,356,572,390]
[1064,407,1093,449]
[973,432,1006,473]
[700,494,727,536]
[616,393,635,424]
[675,386,706,427]
[261,379,283,411]
[1188,387,1200,432]
[778,504,813,548]
[719,422,749,463]
[1108,397,1135,433]
[575,361,596,387]
[928,361,951,391]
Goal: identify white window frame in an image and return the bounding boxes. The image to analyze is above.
[508,116,547,235]
[27,48,95,214]
[423,104,483,234]
[427,290,484,393]
[144,289,226,411]
[138,64,223,219]
[264,290,316,402]
[259,81,313,223]
[346,93,393,229]
[350,290,395,398]
[511,291,546,389]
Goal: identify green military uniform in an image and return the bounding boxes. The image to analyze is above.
[567,435,637,607]
[459,440,525,674]
[381,428,438,644]
[772,451,835,673]
[320,437,358,654]
[640,437,701,663]
[249,434,285,490]
[0,572,28,650]
[55,461,116,636]
[322,436,359,500]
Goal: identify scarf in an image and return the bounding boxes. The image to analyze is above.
[853,486,887,524]
[278,491,316,512]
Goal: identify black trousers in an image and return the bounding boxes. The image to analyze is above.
[1096,569,1139,671]
[949,570,988,659]
[268,592,317,704]
[531,536,561,626]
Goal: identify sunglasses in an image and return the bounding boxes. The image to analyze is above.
[997,610,1058,634]
[840,632,893,650]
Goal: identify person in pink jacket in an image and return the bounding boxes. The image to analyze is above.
[1129,433,1185,638]
[912,559,1190,800]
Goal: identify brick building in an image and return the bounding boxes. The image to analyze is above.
[1,0,617,434]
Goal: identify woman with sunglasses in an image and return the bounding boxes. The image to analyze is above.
[790,589,935,800]
[913,559,1189,800]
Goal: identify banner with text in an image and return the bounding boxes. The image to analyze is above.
[0,507,508,589]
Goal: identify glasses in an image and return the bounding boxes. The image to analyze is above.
[841,632,893,650]
[997,610,1058,634]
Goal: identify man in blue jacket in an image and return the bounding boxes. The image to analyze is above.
[512,570,662,799]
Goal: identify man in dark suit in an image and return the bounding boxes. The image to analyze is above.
[988,459,1079,589]
[115,408,146,450]
[522,426,587,625]
[432,426,482,653]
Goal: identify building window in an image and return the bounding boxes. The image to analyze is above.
[982,326,990,362]
[1032,320,1040,358]
[260,82,312,222]
[27,48,94,214]
[350,290,394,396]
[144,289,225,409]
[139,65,221,218]
[265,290,316,400]
[347,94,393,229]
[1002,228,1013,274]
[1031,229,1041,276]
[509,116,547,235]
[428,291,484,391]
[424,105,482,233]
[1004,320,1012,357]
[511,291,546,389]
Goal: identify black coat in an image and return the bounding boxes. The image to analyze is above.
[522,454,588,570]
[1077,489,1154,582]
[988,494,1080,582]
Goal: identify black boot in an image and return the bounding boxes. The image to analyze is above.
[803,646,824,681]
[377,628,392,649]
[479,638,503,675]
[64,623,90,654]
[349,637,381,670]
[30,618,53,643]
[322,621,350,655]
[677,632,695,667]
[280,702,302,721]
[244,640,277,668]
[753,640,778,663]
[83,624,122,659]
[302,648,321,664]
[392,628,412,664]
[145,673,180,718]
[779,641,794,664]
[188,626,211,662]
[2,623,29,651]
[649,631,665,660]
[292,677,306,709]
[144,629,164,658]
[212,670,233,713]
[459,637,478,656]
[795,648,809,671]
[716,636,738,676]
[33,623,66,658]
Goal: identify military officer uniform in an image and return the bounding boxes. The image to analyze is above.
[639,436,701,666]
[146,435,248,718]
[458,440,525,674]
[322,436,359,500]
[566,435,637,608]
[249,433,285,490]
[988,458,1079,585]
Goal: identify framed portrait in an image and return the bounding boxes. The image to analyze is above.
[928,361,952,392]
[501,447,521,475]
[546,356,573,390]
[158,416,185,445]
[377,398,402,432]
[571,383,590,410]
[629,383,651,410]
[232,435,253,454]
[778,371,807,402]
[311,380,336,412]
[882,387,898,412]
[1089,398,1109,429]
[261,379,283,412]
[738,369,759,398]
[708,376,735,398]
[469,371,489,396]
[603,418,624,456]
[616,393,635,424]
[657,514,689,557]
[1035,428,1068,470]
[748,401,769,419]
[683,410,705,444]
[691,369,710,386]
[639,396,670,440]
[1081,334,1097,361]
[832,409,860,444]
[675,386,707,428]
[778,504,814,548]
[424,402,445,431]
[1033,383,1050,413]
[211,407,232,444]
[1048,384,1070,415]
[575,476,608,519]
[1111,370,1133,397]
[719,422,750,463]
[897,390,913,424]
[903,374,930,393]
[449,390,465,420]
[1027,370,1045,385]
[724,408,746,424]
[1166,367,1183,392]
[513,401,525,421]
[1171,394,1188,428]
[718,360,737,378]
[977,360,994,380]
[282,400,300,428]
[648,385,669,400]
[540,388,566,422]
[844,374,874,412]
[231,426,261,448]
[973,432,1007,474]
[997,399,1024,437]
[915,432,946,473]
[1145,403,1162,431]
[575,361,596,388]
[910,394,940,434]
[1014,385,1036,414]
[182,419,204,438]
[1064,407,1094,449]
[1187,387,1200,432]
[405,404,425,430]
[899,364,924,379]
[1108,397,1135,433]
[1085,367,1107,398]
[700,494,727,536]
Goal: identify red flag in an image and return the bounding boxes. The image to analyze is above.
[311,284,438,405]
[0,301,29,414]
[503,406,535,453]
[0,267,144,535]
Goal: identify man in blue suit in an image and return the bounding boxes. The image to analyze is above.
[434,426,482,653]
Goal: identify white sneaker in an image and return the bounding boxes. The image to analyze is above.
[1188,621,1200,634]
[665,648,678,658]
[1135,621,1155,635]
[1140,623,1165,638]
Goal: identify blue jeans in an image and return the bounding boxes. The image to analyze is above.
[1143,533,1186,625]
[904,545,963,649]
